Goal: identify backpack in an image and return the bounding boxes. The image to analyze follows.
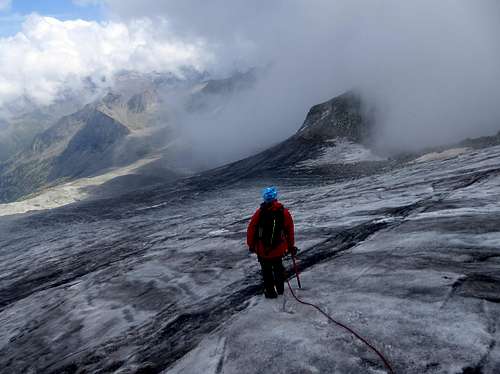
[256,203,285,249]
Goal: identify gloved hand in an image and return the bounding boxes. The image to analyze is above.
[248,246,255,254]
[290,246,298,256]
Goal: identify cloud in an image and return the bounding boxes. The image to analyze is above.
[2,1,500,161]
[0,0,11,12]
[0,14,211,107]
[102,0,500,153]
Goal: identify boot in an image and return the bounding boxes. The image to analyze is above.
[276,284,284,295]
[264,289,278,299]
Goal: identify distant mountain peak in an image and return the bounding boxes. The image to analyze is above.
[127,90,158,113]
[297,91,371,143]
[49,109,130,180]
[102,92,123,106]
[201,69,257,95]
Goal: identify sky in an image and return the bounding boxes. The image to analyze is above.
[1,0,500,159]
[0,0,102,36]
[0,1,211,109]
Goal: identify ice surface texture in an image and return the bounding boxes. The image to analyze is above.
[1,144,500,373]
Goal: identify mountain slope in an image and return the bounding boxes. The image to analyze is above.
[49,109,131,179]
[0,132,499,373]
[0,90,385,206]
[198,91,386,185]
[0,70,262,204]
[0,107,132,203]
[297,91,370,142]
[186,69,258,113]
[0,92,92,162]
[0,110,54,162]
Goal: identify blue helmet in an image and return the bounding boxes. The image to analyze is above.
[262,186,278,203]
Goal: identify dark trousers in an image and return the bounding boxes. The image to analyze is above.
[258,256,285,295]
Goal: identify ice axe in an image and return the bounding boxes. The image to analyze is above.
[291,247,302,289]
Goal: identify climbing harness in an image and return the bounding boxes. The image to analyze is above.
[286,257,395,374]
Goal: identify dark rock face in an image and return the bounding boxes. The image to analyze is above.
[49,110,130,180]
[0,112,89,203]
[0,114,51,162]
[204,91,383,183]
[297,91,370,142]
[0,96,86,163]
[0,93,165,202]
[102,92,123,106]
[186,69,257,112]
[0,108,130,203]
[127,91,157,113]
[0,70,266,203]
[30,112,88,154]
[460,130,500,149]
[201,69,257,96]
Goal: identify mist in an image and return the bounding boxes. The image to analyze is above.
[3,1,500,165]
[99,0,500,162]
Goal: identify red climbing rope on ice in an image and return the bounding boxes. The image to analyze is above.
[285,279,395,374]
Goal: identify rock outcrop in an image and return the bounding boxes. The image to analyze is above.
[0,107,131,203]
[49,110,130,180]
[202,91,381,183]
[296,91,371,142]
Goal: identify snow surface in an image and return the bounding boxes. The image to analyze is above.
[0,144,500,373]
[297,139,385,168]
[413,148,470,163]
[0,157,159,217]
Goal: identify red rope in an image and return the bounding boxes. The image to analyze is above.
[286,280,395,374]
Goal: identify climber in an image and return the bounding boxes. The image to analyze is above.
[247,186,297,298]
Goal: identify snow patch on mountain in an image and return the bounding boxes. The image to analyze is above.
[297,139,385,168]
[0,157,159,217]
[413,147,470,163]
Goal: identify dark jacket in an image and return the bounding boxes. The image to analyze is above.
[247,200,294,259]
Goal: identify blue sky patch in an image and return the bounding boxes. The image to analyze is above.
[0,0,103,37]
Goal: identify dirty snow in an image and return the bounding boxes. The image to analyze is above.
[0,157,159,217]
[1,144,500,373]
[297,139,385,168]
[413,147,470,163]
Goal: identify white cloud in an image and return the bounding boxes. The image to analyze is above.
[0,14,211,107]
[0,0,11,12]
[102,0,500,151]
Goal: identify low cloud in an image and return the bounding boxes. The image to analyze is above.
[103,0,500,153]
[0,14,211,108]
[2,1,500,159]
